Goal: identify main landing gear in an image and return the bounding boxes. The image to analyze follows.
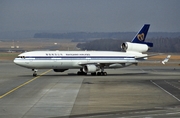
[77,68,107,76]
[96,72,107,76]
[77,68,87,75]
[32,69,38,77]
[90,71,107,76]
[96,67,107,76]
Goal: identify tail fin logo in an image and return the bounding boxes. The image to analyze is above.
[137,33,144,41]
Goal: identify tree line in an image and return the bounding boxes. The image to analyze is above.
[76,38,180,53]
[34,32,180,40]
[33,32,180,53]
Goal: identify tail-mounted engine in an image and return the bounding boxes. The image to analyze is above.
[121,42,150,53]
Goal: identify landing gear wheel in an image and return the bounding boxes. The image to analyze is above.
[103,72,107,76]
[101,72,104,75]
[32,69,38,77]
[97,72,101,76]
[91,72,96,76]
[77,71,81,75]
[77,71,87,75]
[33,72,37,77]
[97,72,107,76]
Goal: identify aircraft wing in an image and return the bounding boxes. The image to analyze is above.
[78,61,117,66]
[78,61,137,68]
[138,55,171,64]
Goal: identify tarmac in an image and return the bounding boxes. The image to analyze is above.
[0,61,180,118]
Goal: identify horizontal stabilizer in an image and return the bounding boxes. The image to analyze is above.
[162,55,171,64]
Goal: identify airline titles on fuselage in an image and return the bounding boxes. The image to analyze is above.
[66,53,90,56]
[45,53,91,56]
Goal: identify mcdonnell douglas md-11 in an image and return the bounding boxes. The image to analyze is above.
[14,24,162,76]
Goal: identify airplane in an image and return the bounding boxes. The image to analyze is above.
[14,24,155,77]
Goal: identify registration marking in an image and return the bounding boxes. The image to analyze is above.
[0,69,52,99]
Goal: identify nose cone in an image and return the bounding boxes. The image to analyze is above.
[13,58,31,69]
[13,58,20,65]
[13,58,16,63]
[14,58,25,67]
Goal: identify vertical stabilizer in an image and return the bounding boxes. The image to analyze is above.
[131,24,153,47]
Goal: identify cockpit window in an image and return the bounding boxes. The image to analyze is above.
[17,56,25,59]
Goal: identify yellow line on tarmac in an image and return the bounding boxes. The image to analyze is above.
[0,69,52,99]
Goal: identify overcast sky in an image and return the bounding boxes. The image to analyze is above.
[0,0,180,32]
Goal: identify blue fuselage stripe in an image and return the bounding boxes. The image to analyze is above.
[16,56,135,60]
[18,56,135,60]
[25,56,134,58]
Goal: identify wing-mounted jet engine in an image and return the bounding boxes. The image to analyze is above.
[83,65,100,73]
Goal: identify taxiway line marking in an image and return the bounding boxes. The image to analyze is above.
[0,69,52,99]
[151,80,180,102]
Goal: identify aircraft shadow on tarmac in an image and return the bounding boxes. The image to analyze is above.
[19,72,180,77]
[45,72,149,77]
[17,72,150,77]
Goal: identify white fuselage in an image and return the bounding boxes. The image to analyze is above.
[14,51,145,69]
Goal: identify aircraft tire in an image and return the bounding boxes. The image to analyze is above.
[77,71,87,75]
[97,72,101,76]
[91,72,96,76]
[33,73,37,77]
[97,72,107,76]
[104,72,107,76]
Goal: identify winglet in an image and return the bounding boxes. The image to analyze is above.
[162,55,171,64]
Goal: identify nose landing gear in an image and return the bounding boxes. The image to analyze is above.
[32,69,38,77]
